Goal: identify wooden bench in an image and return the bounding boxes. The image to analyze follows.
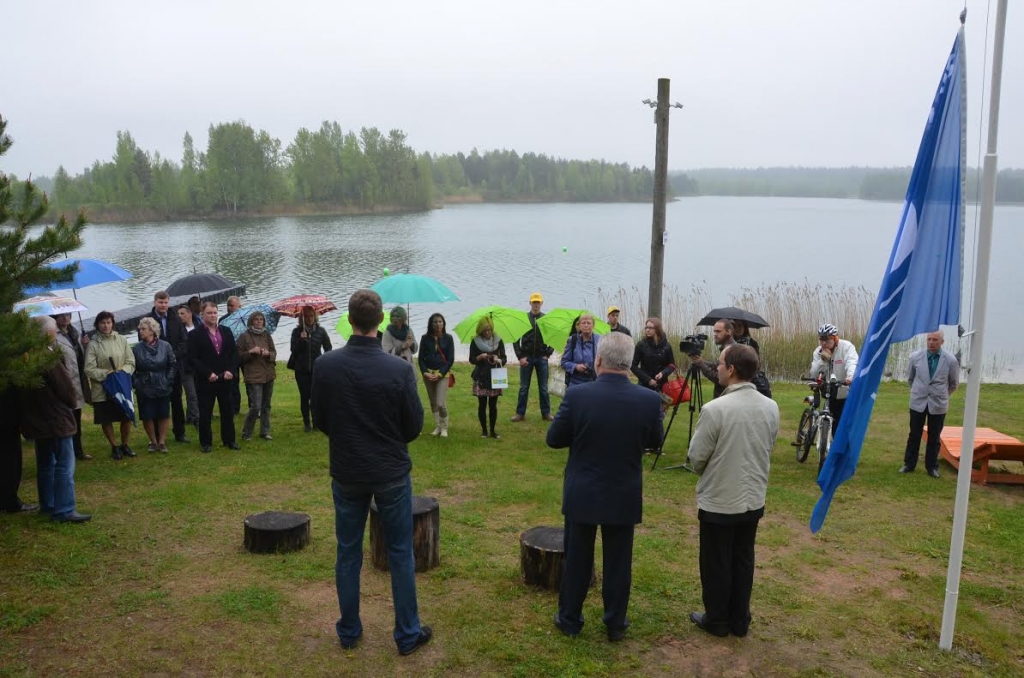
[937,426,1024,485]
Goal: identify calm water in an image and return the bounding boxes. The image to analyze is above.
[57,198,1024,380]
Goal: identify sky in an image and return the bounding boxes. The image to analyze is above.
[1,0,1021,178]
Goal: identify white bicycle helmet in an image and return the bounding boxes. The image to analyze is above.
[817,323,838,339]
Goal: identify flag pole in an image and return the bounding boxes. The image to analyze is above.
[939,0,1008,651]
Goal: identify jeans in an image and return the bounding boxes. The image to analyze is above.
[181,371,200,423]
[332,475,423,652]
[516,356,550,417]
[242,381,274,438]
[34,437,76,518]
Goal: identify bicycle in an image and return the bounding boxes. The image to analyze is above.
[793,373,841,474]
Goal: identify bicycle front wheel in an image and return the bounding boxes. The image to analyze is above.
[817,419,832,475]
[796,409,814,463]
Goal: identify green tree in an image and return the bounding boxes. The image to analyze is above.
[0,114,87,391]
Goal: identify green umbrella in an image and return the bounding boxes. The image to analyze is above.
[335,312,388,341]
[453,305,533,344]
[536,308,611,353]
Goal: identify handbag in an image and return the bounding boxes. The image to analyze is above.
[490,366,509,389]
[548,367,567,398]
[660,376,691,407]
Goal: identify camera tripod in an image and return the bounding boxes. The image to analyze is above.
[651,361,706,471]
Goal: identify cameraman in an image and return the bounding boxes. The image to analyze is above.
[561,313,599,389]
[689,320,736,398]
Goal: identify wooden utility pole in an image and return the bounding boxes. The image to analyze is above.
[644,78,682,319]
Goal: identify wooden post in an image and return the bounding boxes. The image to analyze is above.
[369,496,440,572]
[648,77,671,320]
[243,511,311,554]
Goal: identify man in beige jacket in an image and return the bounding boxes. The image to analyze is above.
[686,344,779,638]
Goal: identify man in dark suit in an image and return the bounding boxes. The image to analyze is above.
[188,301,240,453]
[148,290,190,443]
[546,332,663,641]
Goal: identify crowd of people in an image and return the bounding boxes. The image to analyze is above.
[1,285,960,653]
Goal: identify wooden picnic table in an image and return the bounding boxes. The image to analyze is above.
[937,426,1024,485]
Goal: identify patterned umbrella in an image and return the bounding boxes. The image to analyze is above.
[270,294,337,318]
[370,274,459,304]
[219,304,280,340]
[14,295,89,317]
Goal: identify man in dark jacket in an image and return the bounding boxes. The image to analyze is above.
[690,319,737,398]
[149,290,190,443]
[546,332,664,641]
[511,292,555,422]
[21,316,91,523]
[311,289,431,656]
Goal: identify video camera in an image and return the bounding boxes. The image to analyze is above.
[679,333,708,357]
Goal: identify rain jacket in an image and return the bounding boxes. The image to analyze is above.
[132,338,177,399]
[83,331,136,403]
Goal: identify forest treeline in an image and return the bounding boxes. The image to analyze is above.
[31,120,657,220]
[671,167,1024,203]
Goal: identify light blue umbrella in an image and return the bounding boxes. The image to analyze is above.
[14,295,89,317]
[22,258,133,295]
[370,274,459,304]
[220,304,280,340]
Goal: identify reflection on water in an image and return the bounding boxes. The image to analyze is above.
[59,200,1024,381]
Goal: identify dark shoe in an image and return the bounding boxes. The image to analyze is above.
[111,445,123,460]
[607,620,630,642]
[175,435,190,444]
[730,625,749,638]
[260,434,273,440]
[928,468,941,479]
[226,442,241,451]
[147,443,159,453]
[899,465,914,473]
[542,414,555,422]
[120,444,136,458]
[241,435,252,442]
[510,415,525,423]
[75,452,93,461]
[304,423,313,433]
[339,631,362,650]
[689,611,729,637]
[552,613,579,638]
[158,444,168,453]
[490,431,500,439]
[52,511,92,524]
[201,445,212,453]
[0,502,39,514]
[398,625,433,656]
[481,431,489,438]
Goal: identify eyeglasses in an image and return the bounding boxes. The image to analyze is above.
[644,325,655,330]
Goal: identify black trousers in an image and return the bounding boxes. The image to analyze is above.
[197,383,236,448]
[829,395,846,432]
[477,396,498,433]
[557,519,634,634]
[1,419,25,509]
[904,407,946,472]
[72,408,85,458]
[170,372,185,438]
[295,371,313,426]
[699,517,760,636]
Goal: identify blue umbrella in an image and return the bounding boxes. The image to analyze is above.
[22,258,133,296]
[370,274,459,304]
[220,304,280,340]
[102,367,136,424]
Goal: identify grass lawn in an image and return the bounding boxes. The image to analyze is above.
[2,366,1023,677]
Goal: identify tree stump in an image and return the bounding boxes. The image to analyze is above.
[520,525,595,590]
[369,496,440,572]
[243,511,311,554]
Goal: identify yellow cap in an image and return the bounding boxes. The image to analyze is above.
[529,292,544,303]
[607,305,620,315]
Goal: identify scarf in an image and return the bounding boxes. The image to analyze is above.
[249,327,266,336]
[474,333,500,353]
[387,323,410,341]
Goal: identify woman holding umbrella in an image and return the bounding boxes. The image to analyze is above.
[469,317,507,439]
[237,311,277,441]
[381,306,417,364]
[84,311,137,459]
[631,317,676,393]
[132,317,177,453]
[289,306,332,433]
[418,313,455,438]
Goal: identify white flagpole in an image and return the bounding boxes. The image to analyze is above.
[939,0,1009,651]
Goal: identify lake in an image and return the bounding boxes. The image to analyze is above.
[55,198,1024,381]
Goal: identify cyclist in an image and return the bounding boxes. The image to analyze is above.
[809,324,858,430]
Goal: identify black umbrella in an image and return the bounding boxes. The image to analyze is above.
[696,306,770,328]
[166,273,239,297]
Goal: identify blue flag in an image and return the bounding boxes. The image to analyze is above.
[810,30,965,533]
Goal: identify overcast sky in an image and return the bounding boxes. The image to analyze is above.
[2,0,1021,178]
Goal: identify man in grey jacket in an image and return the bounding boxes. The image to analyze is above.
[686,344,779,638]
[901,331,960,478]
